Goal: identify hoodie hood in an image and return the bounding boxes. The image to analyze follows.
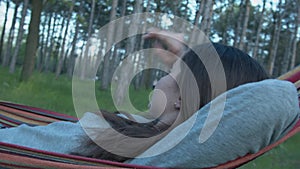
[128,79,300,168]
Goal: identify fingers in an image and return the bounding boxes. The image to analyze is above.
[143,28,185,68]
[144,28,184,42]
[143,28,185,55]
[143,27,162,39]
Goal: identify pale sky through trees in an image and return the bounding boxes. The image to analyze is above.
[0,0,296,51]
[0,0,280,31]
[0,0,286,51]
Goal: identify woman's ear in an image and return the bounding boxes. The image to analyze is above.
[174,97,181,110]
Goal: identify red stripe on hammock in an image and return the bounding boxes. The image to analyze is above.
[0,161,41,169]
[0,114,24,127]
[284,70,300,83]
[0,102,78,122]
[0,105,57,124]
[0,152,121,169]
[0,142,166,169]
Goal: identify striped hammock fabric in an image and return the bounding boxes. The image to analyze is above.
[1,66,300,169]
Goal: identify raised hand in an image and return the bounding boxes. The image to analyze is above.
[143,28,185,67]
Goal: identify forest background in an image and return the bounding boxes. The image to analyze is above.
[0,0,299,168]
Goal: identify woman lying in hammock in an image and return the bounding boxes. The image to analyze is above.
[0,29,299,168]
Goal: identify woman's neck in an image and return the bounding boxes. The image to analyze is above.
[155,110,181,130]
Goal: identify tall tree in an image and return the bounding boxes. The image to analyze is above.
[238,0,250,50]
[196,0,205,26]
[67,2,82,78]
[100,0,118,89]
[9,0,29,73]
[267,0,285,76]
[37,12,47,71]
[233,0,244,47]
[290,3,300,69]
[221,0,235,45]
[44,12,58,72]
[56,0,75,77]
[108,0,127,80]
[37,0,57,71]
[20,0,43,81]
[252,0,266,59]
[0,0,10,63]
[139,0,154,89]
[2,0,21,67]
[51,14,66,73]
[190,0,205,44]
[194,0,202,25]
[80,0,96,79]
[114,0,143,106]
[280,22,293,74]
[200,0,214,36]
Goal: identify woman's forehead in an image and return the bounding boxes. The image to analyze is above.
[156,75,177,89]
[170,59,181,78]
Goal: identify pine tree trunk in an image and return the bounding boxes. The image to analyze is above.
[198,0,207,30]
[114,0,142,106]
[100,0,118,89]
[200,0,213,36]
[189,0,205,45]
[20,0,43,81]
[9,0,29,73]
[139,0,151,51]
[108,0,127,80]
[55,15,66,70]
[259,32,268,65]
[140,0,153,89]
[2,2,20,67]
[281,27,293,74]
[44,13,57,72]
[67,13,81,77]
[238,0,250,50]
[0,0,10,63]
[290,5,300,69]
[179,0,190,32]
[194,0,202,26]
[268,0,284,76]
[221,0,235,45]
[56,1,74,77]
[37,12,48,71]
[252,0,266,59]
[80,0,95,80]
[41,12,52,71]
[207,1,214,36]
[233,0,244,47]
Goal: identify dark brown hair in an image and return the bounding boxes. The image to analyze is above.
[71,110,172,161]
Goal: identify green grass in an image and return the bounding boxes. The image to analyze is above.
[239,134,300,169]
[0,67,151,117]
[0,66,299,168]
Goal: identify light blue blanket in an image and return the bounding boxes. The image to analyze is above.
[0,79,299,168]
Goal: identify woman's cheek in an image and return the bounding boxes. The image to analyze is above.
[149,89,167,119]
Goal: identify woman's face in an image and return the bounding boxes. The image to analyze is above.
[148,75,180,120]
